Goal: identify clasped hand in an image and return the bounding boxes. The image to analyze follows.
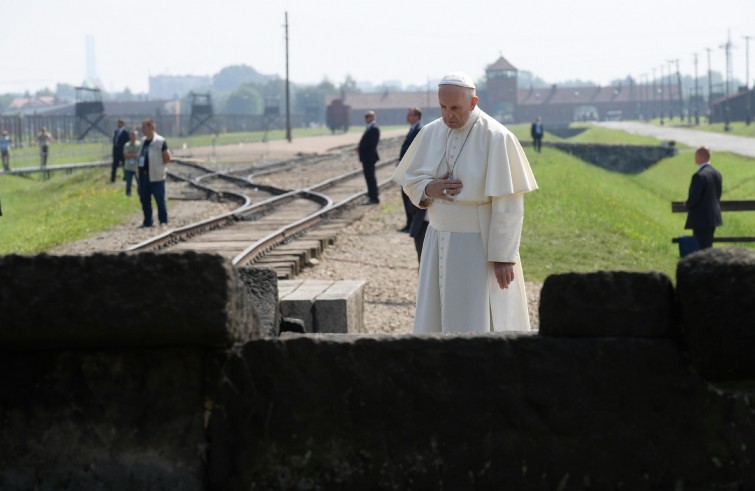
[425,172,463,202]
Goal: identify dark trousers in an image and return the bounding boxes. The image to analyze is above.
[693,227,715,249]
[124,170,137,196]
[138,172,168,226]
[362,159,379,202]
[413,221,429,263]
[2,150,9,171]
[533,136,542,152]
[401,190,416,228]
[40,145,49,167]
[111,158,122,182]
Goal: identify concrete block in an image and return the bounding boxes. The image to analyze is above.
[0,347,206,490]
[278,280,333,333]
[677,247,755,380]
[539,271,675,337]
[0,252,260,349]
[207,334,755,490]
[314,280,365,333]
[237,266,280,337]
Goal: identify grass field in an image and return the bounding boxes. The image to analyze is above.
[644,119,755,138]
[0,170,136,254]
[506,122,662,146]
[2,125,405,170]
[520,148,755,282]
[2,125,753,282]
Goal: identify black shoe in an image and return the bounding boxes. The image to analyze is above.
[138,224,153,229]
[361,199,379,205]
[398,225,411,233]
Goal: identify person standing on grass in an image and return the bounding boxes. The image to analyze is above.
[530,116,544,153]
[1,131,11,171]
[684,146,722,249]
[122,130,141,197]
[137,119,171,228]
[111,118,130,183]
[36,127,53,169]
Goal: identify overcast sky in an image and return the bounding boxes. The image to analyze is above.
[3,0,753,94]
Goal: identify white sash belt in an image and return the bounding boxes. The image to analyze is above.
[428,201,492,234]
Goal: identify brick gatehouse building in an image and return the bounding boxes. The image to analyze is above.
[326,55,682,126]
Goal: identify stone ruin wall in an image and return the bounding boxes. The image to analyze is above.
[0,248,753,490]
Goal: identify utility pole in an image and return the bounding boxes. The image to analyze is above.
[284,12,292,143]
[693,53,700,125]
[660,64,665,124]
[744,35,752,125]
[705,47,713,121]
[652,67,657,120]
[720,30,733,97]
[720,30,733,130]
[670,59,683,121]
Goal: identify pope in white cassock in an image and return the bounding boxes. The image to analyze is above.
[392,72,538,333]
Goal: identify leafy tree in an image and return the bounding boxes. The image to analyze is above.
[224,83,263,114]
[35,87,54,97]
[55,83,76,101]
[339,75,360,93]
[517,70,550,88]
[213,65,271,91]
[317,77,336,91]
[0,94,15,112]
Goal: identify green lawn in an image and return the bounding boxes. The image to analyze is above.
[520,147,755,282]
[4,141,111,169]
[0,170,137,254]
[2,128,753,284]
[643,119,755,138]
[507,122,662,145]
[2,125,406,170]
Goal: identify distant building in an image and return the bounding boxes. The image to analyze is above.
[5,96,60,115]
[323,91,441,126]
[710,86,755,123]
[149,75,211,100]
[325,55,683,125]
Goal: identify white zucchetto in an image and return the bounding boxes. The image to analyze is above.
[438,71,476,89]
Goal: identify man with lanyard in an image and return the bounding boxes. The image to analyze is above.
[137,119,171,228]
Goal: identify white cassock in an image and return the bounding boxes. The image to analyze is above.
[392,106,538,333]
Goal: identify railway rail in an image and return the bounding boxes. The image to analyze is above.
[128,149,399,278]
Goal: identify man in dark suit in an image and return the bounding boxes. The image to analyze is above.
[530,116,544,153]
[398,107,423,232]
[357,111,380,204]
[111,118,130,183]
[684,146,723,249]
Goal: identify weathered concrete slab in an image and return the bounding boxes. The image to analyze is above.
[206,334,755,490]
[677,247,755,380]
[0,347,206,491]
[314,280,365,333]
[278,280,333,332]
[0,252,260,349]
[237,266,279,337]
[539,271,675,337]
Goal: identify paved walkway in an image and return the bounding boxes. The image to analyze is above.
[597,122,755,158]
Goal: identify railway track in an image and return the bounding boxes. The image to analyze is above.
[128,151,399,278]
